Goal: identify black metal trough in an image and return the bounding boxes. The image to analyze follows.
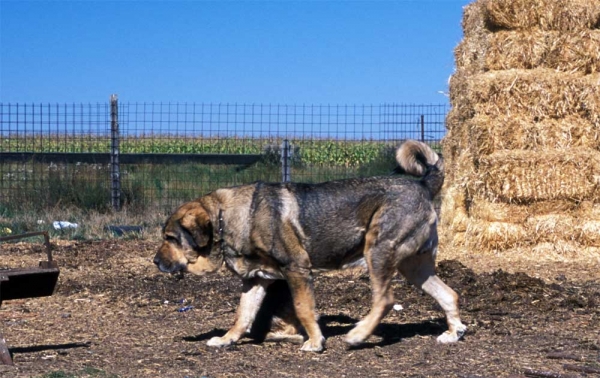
[0,231,60,365]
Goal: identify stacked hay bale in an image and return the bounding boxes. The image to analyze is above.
[441,0,600,258]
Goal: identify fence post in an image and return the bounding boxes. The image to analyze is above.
[110,94,121,211]
[420,114,425,143]
[281,139,291,183]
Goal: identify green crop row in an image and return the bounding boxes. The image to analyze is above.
[1,136,404,168]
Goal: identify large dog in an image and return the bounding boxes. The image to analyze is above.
[154,140,466,352]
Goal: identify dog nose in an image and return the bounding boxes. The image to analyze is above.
[153,255,161,266]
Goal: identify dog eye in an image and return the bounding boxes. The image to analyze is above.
[165,234,180,244]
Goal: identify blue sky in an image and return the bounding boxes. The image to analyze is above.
[0,0,470,105]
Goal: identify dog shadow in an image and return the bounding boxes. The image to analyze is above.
[319,314,446,349]
[182,329,226,343]
[183,314,446,348]
[7,341,91,360]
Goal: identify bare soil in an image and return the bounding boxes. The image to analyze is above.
[1,240,599,378]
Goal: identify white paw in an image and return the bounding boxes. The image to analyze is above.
[300,336,325,352]
[344,322,367,346]
[344,332,365,346]
[207,336,234,347]
[436,324,467,344]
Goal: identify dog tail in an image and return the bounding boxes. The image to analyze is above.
[395,140,444,197]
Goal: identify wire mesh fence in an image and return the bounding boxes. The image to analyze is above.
[0,99,449,213]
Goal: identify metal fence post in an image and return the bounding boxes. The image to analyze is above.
[281,139,291,183]
[110,94,121,211]
[420,114,425,142]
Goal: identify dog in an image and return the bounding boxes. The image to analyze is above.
[154,140,467,352]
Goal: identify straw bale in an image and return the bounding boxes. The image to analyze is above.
[440,186,469,232]
[454,36,489,75]
[452,232,466,248]
[469,197,529,223]
[525,214,600,247]
[528,199,583,215]
[447,71,472,114]
[444,107,462,132]
[462,0,489,36]
[485,29,551,70]
[578,200,600,219]
[534,30,600,74]
[454,149,476,178]
[468,114,599,156]
[485,0,600,32]
[476,149,600,203]
[439,228,466,252]
[465,220,527,250]
[448,232,467,249]
[455,1,490,74]
[485,30,600,74]
[469,197,597,219]
[453,69,600,126]
[462,216,600,252]
[442,114,471,158]
[468,197,580,223]
[450,150,477,193]
[525,214,577,244]
[579,220,600,246]
[441,123,474,182]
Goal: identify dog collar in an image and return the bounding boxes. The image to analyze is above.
[216,209,242,258]
[217,209,225,255]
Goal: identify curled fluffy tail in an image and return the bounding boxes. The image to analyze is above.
[395,140,444,197]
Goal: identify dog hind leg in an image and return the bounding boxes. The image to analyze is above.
[207,278,272,347]
[345,231,396,346]
[399,253,467,343]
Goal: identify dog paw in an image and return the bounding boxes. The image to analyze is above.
[436,324,467,344]
[345,323,367,346]
[300,336,325,352]
[207,336,234,347]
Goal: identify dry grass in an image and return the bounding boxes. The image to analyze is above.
[0,206,167,241]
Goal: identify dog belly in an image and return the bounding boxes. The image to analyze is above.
[307,234,366,270]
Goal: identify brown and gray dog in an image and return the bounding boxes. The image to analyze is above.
[154,140,467,352]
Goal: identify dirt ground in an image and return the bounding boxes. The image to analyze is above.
[0,239,599,378]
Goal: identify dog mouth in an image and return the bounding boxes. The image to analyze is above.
[172,270,185,279]
[154,256,187,276]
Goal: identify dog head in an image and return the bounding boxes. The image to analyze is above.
[154,200,223,275]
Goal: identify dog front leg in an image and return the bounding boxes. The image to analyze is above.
[207,278,272,347]
[285,269,325,352]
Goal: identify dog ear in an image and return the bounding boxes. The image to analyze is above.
[180,204,213,248]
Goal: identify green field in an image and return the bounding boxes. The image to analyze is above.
[1,135,401,167]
